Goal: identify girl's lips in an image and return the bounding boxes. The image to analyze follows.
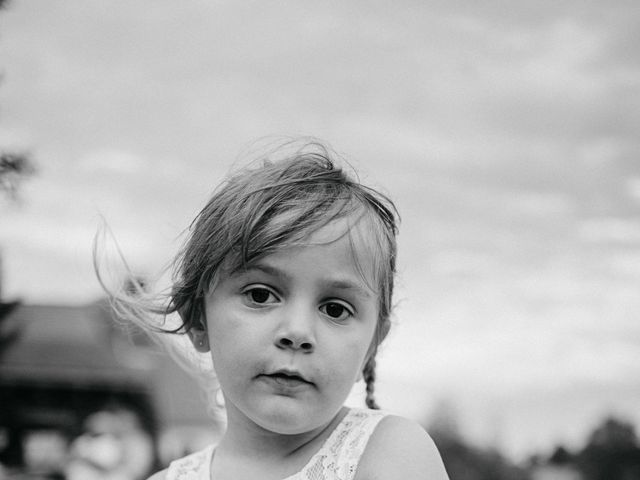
[259,370,314,389]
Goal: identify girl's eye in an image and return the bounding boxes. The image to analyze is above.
[320,302,353,321]
[244,287,277,305]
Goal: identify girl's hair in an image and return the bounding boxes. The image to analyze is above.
[102,139,399,410]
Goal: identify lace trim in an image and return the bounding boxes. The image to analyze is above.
[291,408,385,480]
[166,444,214,480]
[166,408,386,480]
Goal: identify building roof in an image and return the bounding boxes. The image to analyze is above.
[0,301,215,429]
[0,302,155,389]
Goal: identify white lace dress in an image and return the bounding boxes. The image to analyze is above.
[166,408,387,480]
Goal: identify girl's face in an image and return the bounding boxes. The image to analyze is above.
[202,218,379,435]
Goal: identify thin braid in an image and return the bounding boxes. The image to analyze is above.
[363,357,379,410]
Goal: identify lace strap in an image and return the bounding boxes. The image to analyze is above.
[166,444,215,480]
[297,408,387,480]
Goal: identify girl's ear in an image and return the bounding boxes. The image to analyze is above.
[187,310,210,353]
[180,299,210,352]
[188,324,210,353]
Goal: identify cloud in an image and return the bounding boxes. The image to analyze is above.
[578,217,640,244]
[80,149,149,175]
[627,177,640,202]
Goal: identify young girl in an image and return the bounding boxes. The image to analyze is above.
[107,140,448,480]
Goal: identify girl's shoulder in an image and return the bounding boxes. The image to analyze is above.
[356,414,449,480]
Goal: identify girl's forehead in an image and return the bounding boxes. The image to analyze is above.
[304,216,356,244]
[282,216,382,285]
[211,212,386,296]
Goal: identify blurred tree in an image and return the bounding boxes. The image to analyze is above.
[0,153,36,202]
[577,416,640,480]
[1,0,36,203]
[426,401,531,480]
[1,0,35,202]
[587,417,637,449]
[428,400,463,445]
[548,445,574,465]
[0,153,35,300]
[0,0,34,359]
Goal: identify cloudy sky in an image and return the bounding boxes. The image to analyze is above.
[1,0,639,460]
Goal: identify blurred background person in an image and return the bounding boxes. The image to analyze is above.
[65,406,154,480]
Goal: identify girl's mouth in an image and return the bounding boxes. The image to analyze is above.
[259,370,314,389]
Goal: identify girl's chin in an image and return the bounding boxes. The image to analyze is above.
[246,401,337,435]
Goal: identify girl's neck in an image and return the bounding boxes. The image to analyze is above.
[218,405,349,461]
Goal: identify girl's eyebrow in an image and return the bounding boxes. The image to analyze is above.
[241,263,374,299]
[240,263,288,281]
[324,279,374,299]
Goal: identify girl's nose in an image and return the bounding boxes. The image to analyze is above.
[275,309,316,353]
[276,335,314,352]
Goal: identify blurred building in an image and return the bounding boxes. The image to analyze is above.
[0,300,220,478]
